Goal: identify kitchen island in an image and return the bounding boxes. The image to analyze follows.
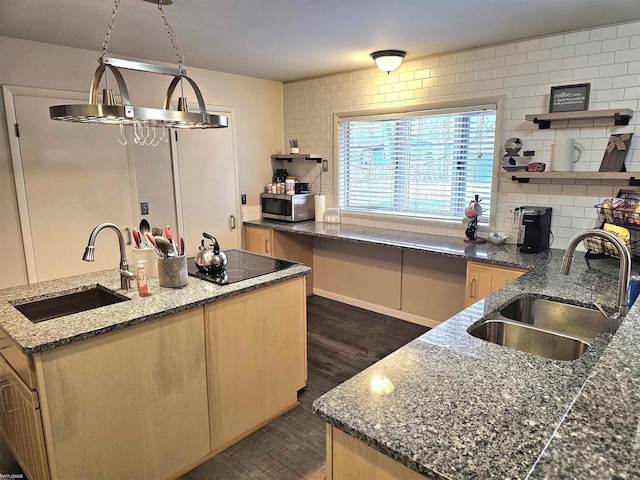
[245,220,639,478]
[0,257,310,480]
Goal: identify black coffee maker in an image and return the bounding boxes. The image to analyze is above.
[517,206,552,253]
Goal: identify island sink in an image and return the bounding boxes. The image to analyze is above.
[468,296,617,361]
[13,285,129,323]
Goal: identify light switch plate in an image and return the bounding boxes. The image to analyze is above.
[140,201,149,215]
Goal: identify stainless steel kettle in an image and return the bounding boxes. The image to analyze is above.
[194,233,227,273]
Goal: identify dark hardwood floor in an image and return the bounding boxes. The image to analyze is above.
[0,296,429,479]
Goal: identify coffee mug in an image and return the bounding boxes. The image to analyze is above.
[553,138,583,172]
[465,201,483,218]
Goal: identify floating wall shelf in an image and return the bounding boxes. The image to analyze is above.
[500,171,640,186]
[524,108,633,129]
[271,154,323,163]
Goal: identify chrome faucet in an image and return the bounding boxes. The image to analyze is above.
[82,222,134,290]
[561,228,631,318]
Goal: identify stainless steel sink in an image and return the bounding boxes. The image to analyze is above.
[468,296,616,361]
[13,285,129,323]
[498,297,614,341]
[468,319,590,361]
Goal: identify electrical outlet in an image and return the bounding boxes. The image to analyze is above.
[322,159,329,172]
[140,201,149,215]
[241,193,247,205]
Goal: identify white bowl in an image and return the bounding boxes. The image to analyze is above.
[487,232,509,245]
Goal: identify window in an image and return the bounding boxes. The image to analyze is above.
[337,100,499,224]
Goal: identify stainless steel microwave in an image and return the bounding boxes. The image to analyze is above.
[261,192,315,222]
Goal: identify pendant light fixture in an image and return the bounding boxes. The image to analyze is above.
[49,0,227,146]
[370,50,406,74]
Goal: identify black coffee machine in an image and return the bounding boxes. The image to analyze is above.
[517,206,552,253]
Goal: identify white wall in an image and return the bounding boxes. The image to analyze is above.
[0,36,283,288]
[282,21,640,249]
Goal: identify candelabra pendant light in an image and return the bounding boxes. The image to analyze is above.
[49,0,227,146]
[370,50,406,74]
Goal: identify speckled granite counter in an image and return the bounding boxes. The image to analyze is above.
[245,219,543,269]
[245,220,639,479]
[0,258,310,354]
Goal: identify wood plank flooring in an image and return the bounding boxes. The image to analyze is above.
[0,296,429,479]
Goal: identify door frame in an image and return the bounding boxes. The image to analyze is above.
[2,85,140,283]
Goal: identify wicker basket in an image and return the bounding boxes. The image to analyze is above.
[591,190,640,258]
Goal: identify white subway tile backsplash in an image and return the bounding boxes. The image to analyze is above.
[283,20,640,243]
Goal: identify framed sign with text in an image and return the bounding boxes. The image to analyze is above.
[549,83,590,113]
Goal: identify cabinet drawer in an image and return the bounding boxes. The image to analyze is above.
[0,327,36,390]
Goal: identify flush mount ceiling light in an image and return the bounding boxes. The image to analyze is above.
[370,50,406,74]
[50,0,227,146]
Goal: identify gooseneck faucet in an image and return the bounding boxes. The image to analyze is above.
[82,222,134,290]
[561,228,631,318]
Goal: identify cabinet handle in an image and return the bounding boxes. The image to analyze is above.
[470,278,477,299]
[230,215,236,230]
[265,239,269,254]
[124,227,132,246]
[0,383,16,414]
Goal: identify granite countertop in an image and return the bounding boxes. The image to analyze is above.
[245,220,638,479]
[0,257,310,354]
[245,219,542,270]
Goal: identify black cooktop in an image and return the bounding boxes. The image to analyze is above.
[187,249,297,285]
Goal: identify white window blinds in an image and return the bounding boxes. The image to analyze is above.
[338,106,497,223]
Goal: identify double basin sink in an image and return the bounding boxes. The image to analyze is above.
[468,296,617,361]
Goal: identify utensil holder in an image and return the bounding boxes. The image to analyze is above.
[132,247,158,279]
[157,255,188,288]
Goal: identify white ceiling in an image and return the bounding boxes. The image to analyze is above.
[3,0,640,82]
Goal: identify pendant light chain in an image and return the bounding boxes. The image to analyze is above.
[157,0,184,72]
[102,0,121,58]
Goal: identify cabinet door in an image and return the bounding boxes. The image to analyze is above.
[34,308,210,480]
[0,357,49,480]
[465,261,526,307]
[206,278,306,450]
[245,225,273,256]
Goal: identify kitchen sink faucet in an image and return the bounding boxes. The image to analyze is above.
[82,222,135,290]
[561,228,631,319]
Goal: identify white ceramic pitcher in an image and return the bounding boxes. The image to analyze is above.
[553,138,583,171]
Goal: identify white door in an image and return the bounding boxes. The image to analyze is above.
[7,89,136,282]
[171,109,240,255]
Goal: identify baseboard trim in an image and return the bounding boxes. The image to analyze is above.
[313,289,440,329]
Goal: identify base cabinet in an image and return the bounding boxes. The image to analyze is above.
[326,425,425,480]
[33,308,211,480]
[0,356,49,480]
[206,278,307,450]
[245,225,274,256]
[465,261,526,307]
[245,225,314,295]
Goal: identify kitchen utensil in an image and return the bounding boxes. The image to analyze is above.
[132,227,141,248]
[164,225,178,255]
[139,219,150,236]
[152,226,163,237]
[194,232,227,273]
[179,236,185,256]
[154,236,174,257]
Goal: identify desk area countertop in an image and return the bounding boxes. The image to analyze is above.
[246,219,640,479]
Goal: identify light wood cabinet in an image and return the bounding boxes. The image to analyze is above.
[245,226,314,295]
[0,356,49,480]
[326,425,425,480]
[245,225,274,256]
[465,261,526,307]
[33,308,210,480]
[206,277,307,451]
